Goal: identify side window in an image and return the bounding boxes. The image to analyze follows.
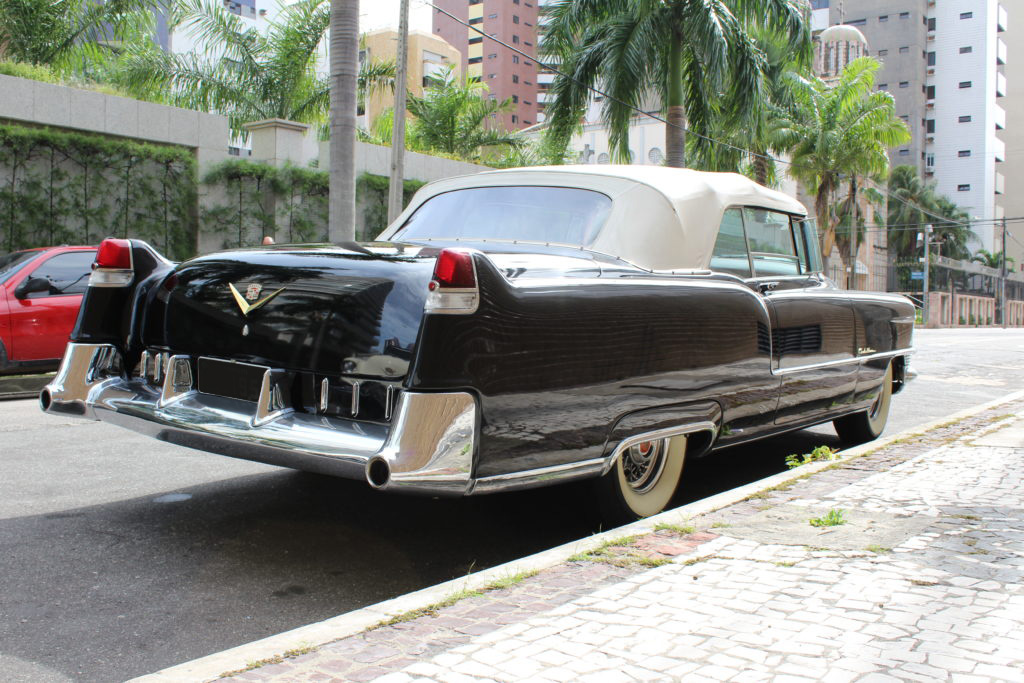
[25,251,95,298]
[791,218,808,272]
[801,220,823,273]
[710,208,751,277]
[743,208,800,277]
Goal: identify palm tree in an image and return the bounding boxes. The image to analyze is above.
[972,249,1014,270]
[887,166,974,261]
[541,0,809,168]
[771,57,910,272]
[114,0,392,138]
[0,0,158,74]
[364,67,522,163]
[329,0,359,242]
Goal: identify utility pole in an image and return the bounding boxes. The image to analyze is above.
[1001,217,1008,328]
[922,224,933,326]
[848,218,857,290]
[387,0,411,223]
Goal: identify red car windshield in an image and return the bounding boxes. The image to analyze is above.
[0,250,42,286]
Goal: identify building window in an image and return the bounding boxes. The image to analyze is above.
[899,46,909,54]
[898,149,910,156]
[926,119,935,133]
[958,184,970,191]
[468,56,482,64]
[488,73,495,79]
[513,15,519,24]
[487,13,497,19]
[511,115,518,124]
[926,85,935,99]
[488,53,497,59]
[960,12,973,19]
[899,81,909,88]
[900,115,909,122]
[524,41,532,46]
[512,55,519,64]
[848,18,866,26]
[512,35,519,44]
[512,74,519,83]
[879,15,888,22]
[470,16,483,24]
[523,100,531,105]
[958,150,971,157]
[959,115,972,122]
[468,36,482,44]
[927,17,936,31]
[959,81,972,89]
[960,46,972,54]
[899,11,909,19]
[878,49,888,56]
[878,83,888,89]
[927,52,935,66]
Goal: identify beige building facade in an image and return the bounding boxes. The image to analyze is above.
[359,29,462,131]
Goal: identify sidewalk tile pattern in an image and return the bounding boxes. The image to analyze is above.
[226,417,1024,682]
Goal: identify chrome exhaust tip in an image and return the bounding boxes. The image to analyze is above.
[39,388,52,412]
[366,457,391,489]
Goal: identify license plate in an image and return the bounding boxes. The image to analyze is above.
[197,357,267,402]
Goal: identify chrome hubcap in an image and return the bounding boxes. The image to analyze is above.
[622,439,668,493]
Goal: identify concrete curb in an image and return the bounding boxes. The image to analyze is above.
[132,388,1024,683]
[0,373,52,401]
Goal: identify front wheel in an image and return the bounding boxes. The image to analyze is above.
[595,435,687,526]
[833,363,893,445]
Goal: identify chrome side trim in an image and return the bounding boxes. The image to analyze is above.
[472,420,719,495]
[772,348,914,376]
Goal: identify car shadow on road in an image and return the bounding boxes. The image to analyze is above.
[0,427,841,683]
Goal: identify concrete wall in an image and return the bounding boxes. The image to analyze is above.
[319,140,491,184]
[0,74,229,171]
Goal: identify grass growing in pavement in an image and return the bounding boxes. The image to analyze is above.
[569,535,673,568]
[654,522,696,534]
[785,445,839,470]
[865,545,891,554]
[484,569,539,591]
[809,509,847,528]
[218,645,317,678]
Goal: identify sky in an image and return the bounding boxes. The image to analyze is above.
[359,0,435,34]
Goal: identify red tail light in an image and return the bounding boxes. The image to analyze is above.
[432,249,476,289]
[95,239,133,270]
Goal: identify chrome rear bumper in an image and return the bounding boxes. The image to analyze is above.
[41,343,476,496]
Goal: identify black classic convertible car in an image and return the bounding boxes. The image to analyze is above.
[42,166,913,522]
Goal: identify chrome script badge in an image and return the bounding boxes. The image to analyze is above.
[228,283,285,317]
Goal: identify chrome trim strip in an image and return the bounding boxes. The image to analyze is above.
[42,344,476,496]
[350,381,360,417]
[384,385,395,420]
[319,378,329,413]
[772,348,914,376]
[472,420,719,495]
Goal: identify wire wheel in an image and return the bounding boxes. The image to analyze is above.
[621,439,669,493]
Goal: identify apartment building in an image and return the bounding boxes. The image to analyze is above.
[359,29,462,129]
[820,0,1009,252]
[432,0,541,130]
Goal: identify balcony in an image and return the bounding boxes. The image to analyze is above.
[997,72,1007,98]
[995,172,1005,195]
[997,39,1007,66]
[994,103,1006,130]
[994,137,1006,162]
[997,4,1007,33]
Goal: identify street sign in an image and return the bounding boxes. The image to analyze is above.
[910,271,924,281]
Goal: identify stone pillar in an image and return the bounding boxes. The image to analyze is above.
[242,119,312,168]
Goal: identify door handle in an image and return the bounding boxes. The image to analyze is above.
[757,281,780,294]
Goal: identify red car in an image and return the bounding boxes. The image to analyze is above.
[0,246,97,375]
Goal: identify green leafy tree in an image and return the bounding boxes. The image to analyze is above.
[887,165,973,261]
[771,57,910,272]
[541,0,809,168]
[0,0,157,74]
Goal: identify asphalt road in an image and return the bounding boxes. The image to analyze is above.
[1,328,1022,682]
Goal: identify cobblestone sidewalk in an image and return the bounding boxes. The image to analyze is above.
[225,409,1024,683]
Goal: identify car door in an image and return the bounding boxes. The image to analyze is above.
[9,250,95,361]
[739,210,857,425]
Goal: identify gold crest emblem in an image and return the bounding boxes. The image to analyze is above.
[229,283,285,317]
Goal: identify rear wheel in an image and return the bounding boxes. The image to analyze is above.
[596,435,687,526]
[834,363,893,445]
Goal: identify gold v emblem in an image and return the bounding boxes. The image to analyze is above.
[229,283,285,317]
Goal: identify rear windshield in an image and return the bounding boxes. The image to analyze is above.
[0,250,41,285]
[392,186,613,248]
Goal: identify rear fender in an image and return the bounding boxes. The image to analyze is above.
[71,240,173,364]
[604,400,723,465]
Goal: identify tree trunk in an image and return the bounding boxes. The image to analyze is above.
[329,0,359,242]
[665,34,685,168]
[815,182,833,275]
[752,154,769,186]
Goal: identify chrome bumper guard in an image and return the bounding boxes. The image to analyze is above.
[41,343,476,496]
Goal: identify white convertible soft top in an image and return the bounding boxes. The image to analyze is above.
[377,165,807,272]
